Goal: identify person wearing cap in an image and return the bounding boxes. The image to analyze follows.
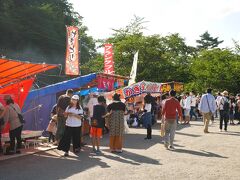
[107,93,126,153]
[218,91,230,132]
[57,95,83,157]
[199,88,217,133]
[0,95,23,154]
[55,89,73,144]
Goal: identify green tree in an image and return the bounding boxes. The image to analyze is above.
[188,48,240,93]
[0,0,96,65]
[84,16,195,85]
[0,0,96,85]
[196,31,224,50]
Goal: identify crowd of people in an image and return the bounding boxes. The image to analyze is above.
[0,87,240,156]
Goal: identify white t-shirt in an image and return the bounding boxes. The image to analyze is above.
[65,106,83,127]
[190,96,197,107]
[216,96,222,108]
[219,97,229,110]
[144,103,152,113]
[184,96,191,110]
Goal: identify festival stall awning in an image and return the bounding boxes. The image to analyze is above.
[105,81,184,100]
[0,58,58,88]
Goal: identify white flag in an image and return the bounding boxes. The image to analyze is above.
[128,51,139,86]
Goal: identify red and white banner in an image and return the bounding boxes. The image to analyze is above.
[104,44,114,74]
[65,26,79,75]
[123,81,162,99]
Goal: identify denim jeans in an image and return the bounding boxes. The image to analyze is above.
[190,106,197,120]
[164,120,177,146]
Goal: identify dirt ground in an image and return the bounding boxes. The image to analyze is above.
[0,119,240,180]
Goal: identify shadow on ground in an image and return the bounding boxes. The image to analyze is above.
[172,149,228,158]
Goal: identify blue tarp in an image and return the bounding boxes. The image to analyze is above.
[22,73,96,131]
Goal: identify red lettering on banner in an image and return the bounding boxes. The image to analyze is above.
[133,85,140,95]
[124,88,133,98]
[65,26,79,75]
[104,44,114,74]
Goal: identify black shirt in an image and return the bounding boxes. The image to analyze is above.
[107,101,126,112]
[93,104,106,128]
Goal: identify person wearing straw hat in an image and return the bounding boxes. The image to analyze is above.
[218,91,230,132]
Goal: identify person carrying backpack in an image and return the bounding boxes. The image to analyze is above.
[218,91,230,132]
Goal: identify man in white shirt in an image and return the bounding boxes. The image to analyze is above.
[184,92,191,124]
[199,88,217,133]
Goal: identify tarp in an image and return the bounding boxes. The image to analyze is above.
[0,58,58,88]
[0,78,35,133]
[0,78,35,108]
[22,73,96,131]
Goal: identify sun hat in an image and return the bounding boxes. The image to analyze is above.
[72,95,79,100]
[222,90,228,96]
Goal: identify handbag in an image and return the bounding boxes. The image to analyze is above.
[160,123,165,137]
[10,105,25,124]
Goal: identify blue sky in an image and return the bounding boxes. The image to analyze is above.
[69,0,240,48]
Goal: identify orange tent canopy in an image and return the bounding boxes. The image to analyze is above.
[0,58,58,88]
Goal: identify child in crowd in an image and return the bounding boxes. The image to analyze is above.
[46,115,57,143]
[90,96,106,154]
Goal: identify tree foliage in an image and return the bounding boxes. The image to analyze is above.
[196,31,224,50]
[0,0,96,65]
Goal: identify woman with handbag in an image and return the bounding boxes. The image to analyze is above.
[90,96,106,154]
[57,95,83,157]
[0,95,23,155]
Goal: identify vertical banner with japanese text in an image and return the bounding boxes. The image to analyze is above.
[65,26,79,75]
[104,44,114,74]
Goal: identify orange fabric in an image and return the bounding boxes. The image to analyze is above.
[90,127,102,138]
[0,58,57,87]
[0,78,35,133]
[109,136,123,151]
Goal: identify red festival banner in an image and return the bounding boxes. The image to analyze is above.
[104,44,114,74]
[65,26,79,75]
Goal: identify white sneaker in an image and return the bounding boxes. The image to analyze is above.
[219,129,222,132]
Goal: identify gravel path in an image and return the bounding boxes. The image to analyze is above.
[0,120,239,180]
